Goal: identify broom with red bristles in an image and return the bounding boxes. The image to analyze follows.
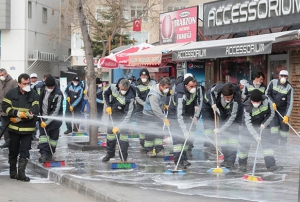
[242,128,263,182]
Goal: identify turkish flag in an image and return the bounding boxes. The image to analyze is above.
[133,19,142,31]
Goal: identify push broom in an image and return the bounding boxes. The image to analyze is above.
[207,111,229,174]
[108,114,137,169]
[39,116,65,167]
[242,128,263,182]
[68,100,88,136]
[163,125,174,161]
[165,115,195,174]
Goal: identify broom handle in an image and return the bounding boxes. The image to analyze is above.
[109,114,125,162]
[214,110,219,168]
[163,97,172,130]
[167,126,174,145]
[39,116,55,161]
[276,110,300,138]
[252,128,262,177]
[174,115,195,171]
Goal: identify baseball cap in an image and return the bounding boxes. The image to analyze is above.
[30,73,38,78]
[279,70,288,76]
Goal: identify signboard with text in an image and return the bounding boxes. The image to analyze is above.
[203,0,300,36]
[159,6,198,44]
[186,62,205,86]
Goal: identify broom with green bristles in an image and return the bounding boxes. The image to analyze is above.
[108,114,137,169]
[207,110,229,174]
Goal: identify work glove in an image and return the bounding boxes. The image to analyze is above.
[10,117,21,123]
[163,118,170,127]
[194,106,200,113]
[169,90,173,95]
[254,135,261,143]
[283,116,289,124]
[83,90,87,95]
[214,128,220,134]
[70,106,74,112]
[163,104,169,111]
[112,126,119,134]
[67,97,71,102]
[272,103,277,111]
[41,121,47,128]
[106,107,112,115]
[25,112,34,119]
[260,124,265,130]
[17,111,28,119]
[211,104,217,112]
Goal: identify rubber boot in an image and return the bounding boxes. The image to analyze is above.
[8,158,18,179]
[17,158,30,182]
[102,154,115,162]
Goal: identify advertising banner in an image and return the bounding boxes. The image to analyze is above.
[159,6,198,44]
[186,62,205,86]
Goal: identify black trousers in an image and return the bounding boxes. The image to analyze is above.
[38,126,60,155]
[65,102,81,131]
[9,131,32,160]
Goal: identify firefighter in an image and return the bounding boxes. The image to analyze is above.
[135,69,156,149]
[168,76,200,168]
[202,82,243,168]
[142,77,171,158]
[38,76,63,163]
[238,89,282,171]
[102,79,136,162]
[242,72,266,100]
[0,68,18,149]
[2,73,39,182]
[64,76,84,134]
[266,70,293,149]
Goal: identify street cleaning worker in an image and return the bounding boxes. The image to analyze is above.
[135,69,157,150]
[266,70,293,149]
[2,73,39,182]
[242,72,266,100]
[202,82,243,168]
[64,76,84,134]
[102,78,136,162]
[0,68,18,149]
[238,89,282,172]
[38,76,63,163]
[168,76,200,169]
[95,77,104,120]
[143,77,171,158]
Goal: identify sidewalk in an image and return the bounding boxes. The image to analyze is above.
[2,129,299,202]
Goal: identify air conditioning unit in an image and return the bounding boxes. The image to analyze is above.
[33,50,39,59]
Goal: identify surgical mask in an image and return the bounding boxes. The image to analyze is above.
[98,84,102,87]
[22,85,31,92]
[280,77,287,84]
[141,78,148,83]
[225,99,231,103]
[0,76,5,81]
[120,90,127,95]
[189,87,196,94]
[255,82,261,86]
[252,103,260,108]
[46,88,53,93]
[163,88,169,94]
[73,82,78,86]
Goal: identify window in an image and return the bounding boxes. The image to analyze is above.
[28,1,32,18]
[131,6,148,22]
[42,8,47,23]
[167,6,186,12]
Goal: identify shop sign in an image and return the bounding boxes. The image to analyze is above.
[203,0,300,36]
[72,56,98,66]
[159,6,198,44]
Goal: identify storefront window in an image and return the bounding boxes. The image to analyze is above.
[220,55,266,84]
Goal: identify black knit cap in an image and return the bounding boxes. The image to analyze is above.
[45,76,56,87]
[96,77,102,84]
[140,69,150,77]
[251,89,262,102]
[184,76,194,85]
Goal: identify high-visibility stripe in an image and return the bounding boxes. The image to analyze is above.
[186,93,196,105]
[107,134,116,141]
[252,106,268,116]
[263,149,274,156]
[32,101,39,106]
[225,105,230,109]
[228,139,239,145]
[112,93,125,105]
[49,139,58,147]
[154,138,163,146]
[39,136,48,144]
[5,107,13,114]
[173,144,182,152]
[238,152,248,159]
[139,134,145,139]
[204,129,213,134]
[8,125,35,132]
[144,141,154,147]
[3,98,12,105]
[183,145,189,151]
[273,86,288,94]
[271,127,279,133]
[280,130,289,137]
[204,94,209,102]
[12,107,29,112]
[120,135,128,142]
[221,140,229,145]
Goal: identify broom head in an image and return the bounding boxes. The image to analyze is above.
[163,155,174,161]
[43,160,66,167]
[242,174,263,182]
[165,169,186,175]
[110,161,137,169]
[207,167,230,174]
[72,132,88,136]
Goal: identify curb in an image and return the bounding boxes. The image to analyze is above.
[27,160,124,202]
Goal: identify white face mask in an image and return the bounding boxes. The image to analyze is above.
[163,88,169,94]
[98,84,102,87]
[22,85,31,92]
[252,103,261,108]
[120,90,127,95]
[141,78,148,83]
[189,87,196,94]
[280,77,287,84]
[225,99,231,103]
[46,88,54,93]
[0,76,5,81]
[255,82,261,87]
[73,82,78,86]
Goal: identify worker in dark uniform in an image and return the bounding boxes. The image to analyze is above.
[95,77,104,119]
[102,78,136,162]
[38,76,63,163]
[242,72,266,100]
[2,73,39,182]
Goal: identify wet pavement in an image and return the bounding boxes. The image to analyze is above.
[0,126,299,202]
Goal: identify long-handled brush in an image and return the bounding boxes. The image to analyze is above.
[243,128,263,182]
[163,125,175,161]
[276,110,300,138]
[108,114,137,169]
[207,111,229,174]
[165,116,195,174]
[39,116,65,167]
[68,100,88,136]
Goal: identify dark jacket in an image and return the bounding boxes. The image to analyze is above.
[135,78,157,112]
[2,87,39,134]
[39,84,63,129]
[64,81,84,108]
